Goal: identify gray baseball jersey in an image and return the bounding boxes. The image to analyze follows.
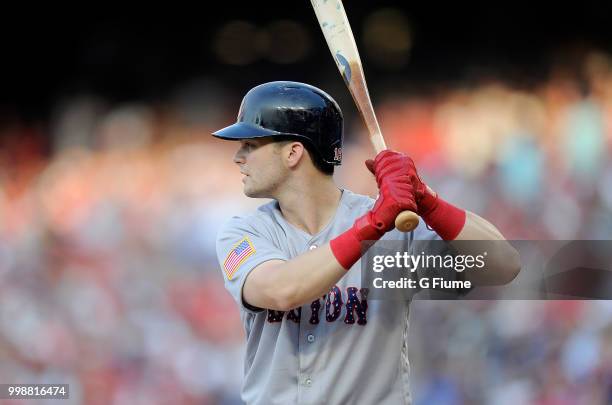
[216,189,441,405]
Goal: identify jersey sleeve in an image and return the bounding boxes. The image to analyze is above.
[216,215,290,313]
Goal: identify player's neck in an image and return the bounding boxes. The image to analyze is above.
[276,175,341,236]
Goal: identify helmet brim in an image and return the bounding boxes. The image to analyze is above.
[212,122,282,140]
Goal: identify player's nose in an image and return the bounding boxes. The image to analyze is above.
[233,148,246,165]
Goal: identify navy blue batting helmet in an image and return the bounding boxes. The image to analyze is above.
[212,81,343,165]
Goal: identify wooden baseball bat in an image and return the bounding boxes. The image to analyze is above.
[310,0,419,232]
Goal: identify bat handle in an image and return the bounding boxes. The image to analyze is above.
[395,211,419,232]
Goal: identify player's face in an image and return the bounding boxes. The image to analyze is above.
[233,138,287,198]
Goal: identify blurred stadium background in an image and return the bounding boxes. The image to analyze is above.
[1,2,612,404]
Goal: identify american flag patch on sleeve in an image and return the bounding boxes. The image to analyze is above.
[223,237,256,280]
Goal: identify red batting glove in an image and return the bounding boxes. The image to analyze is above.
[330,151,417,270]
[367,150,466,240]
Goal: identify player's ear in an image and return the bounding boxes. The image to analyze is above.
[285,141,305,169]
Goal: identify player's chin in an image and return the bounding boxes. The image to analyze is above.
[243,184,261,198]
[243,183,271,199]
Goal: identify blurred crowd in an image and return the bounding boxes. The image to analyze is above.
[1,49,612,404]
[411,300,612,404]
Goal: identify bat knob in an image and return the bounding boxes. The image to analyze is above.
[395,211,419,232]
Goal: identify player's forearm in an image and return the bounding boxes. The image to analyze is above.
[454,210,504,240]
[244,211,385,311]
[254,245,347,311]
[451,211,520,285]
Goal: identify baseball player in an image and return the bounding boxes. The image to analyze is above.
[213,81,519,404]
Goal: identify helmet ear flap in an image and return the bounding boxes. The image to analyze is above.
[212,81,344,166]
